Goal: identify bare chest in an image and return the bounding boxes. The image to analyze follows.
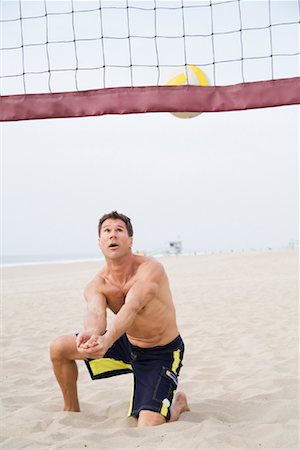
[103,282,132,314]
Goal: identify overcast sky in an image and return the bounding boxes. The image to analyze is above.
[1,1,299,262]
[2,104,299,261]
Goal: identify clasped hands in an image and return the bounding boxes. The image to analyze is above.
[76,332,110,359]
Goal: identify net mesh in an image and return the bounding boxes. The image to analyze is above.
[1,0,299,96]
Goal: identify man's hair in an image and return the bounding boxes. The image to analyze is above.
[98,211,133,237]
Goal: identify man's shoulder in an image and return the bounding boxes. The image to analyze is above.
[84,270,107,297]
[135,254,163,268]
[134,255,166,279]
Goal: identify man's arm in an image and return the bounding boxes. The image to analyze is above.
[83,261,164,357]
[76,282,107,350]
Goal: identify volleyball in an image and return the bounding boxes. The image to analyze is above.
[166,65,209,119]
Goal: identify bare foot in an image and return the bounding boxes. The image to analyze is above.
[170,391,190,422]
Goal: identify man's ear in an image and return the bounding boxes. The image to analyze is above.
[129,236,133,249]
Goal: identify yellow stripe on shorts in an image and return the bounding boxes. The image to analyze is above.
[89,358,132,377]
[160,402,169,417]
[127,376,135,417]
[171,349,181,374]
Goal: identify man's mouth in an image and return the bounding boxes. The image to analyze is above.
[109,243,119,248]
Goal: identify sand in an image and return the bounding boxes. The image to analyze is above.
[1,249,299,449]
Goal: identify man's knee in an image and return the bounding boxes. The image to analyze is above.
[50,336,71,361]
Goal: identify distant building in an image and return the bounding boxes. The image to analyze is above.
[169,241,182,255]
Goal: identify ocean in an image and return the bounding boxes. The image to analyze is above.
[1,253,101,267]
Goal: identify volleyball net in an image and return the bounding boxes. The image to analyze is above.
[1,0,300,121]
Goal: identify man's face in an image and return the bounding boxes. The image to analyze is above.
[99,218,133,259]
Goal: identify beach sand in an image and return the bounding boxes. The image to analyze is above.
[1,250,299,449]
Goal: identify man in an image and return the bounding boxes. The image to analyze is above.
[50,211,189,427]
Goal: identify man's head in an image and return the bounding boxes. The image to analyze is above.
[98,211,133,237]
[98,211,133,259]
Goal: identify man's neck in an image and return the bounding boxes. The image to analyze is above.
[105,252,136,287]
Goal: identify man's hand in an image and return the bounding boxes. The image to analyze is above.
[77,333,110,359]
[76,332,94,350]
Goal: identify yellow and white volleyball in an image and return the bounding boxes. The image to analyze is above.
[165,65,209,119]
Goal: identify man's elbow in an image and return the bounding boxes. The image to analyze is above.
[127,301,141,316]
[146,282,159,300]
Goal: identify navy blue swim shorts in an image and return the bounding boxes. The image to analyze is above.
[83,334,185,420]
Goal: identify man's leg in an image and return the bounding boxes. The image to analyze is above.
[137,392,190,427]
[169,391,190,422]
[50,335,86,412]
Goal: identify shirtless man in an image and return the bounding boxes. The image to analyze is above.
[50,211,189,427]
